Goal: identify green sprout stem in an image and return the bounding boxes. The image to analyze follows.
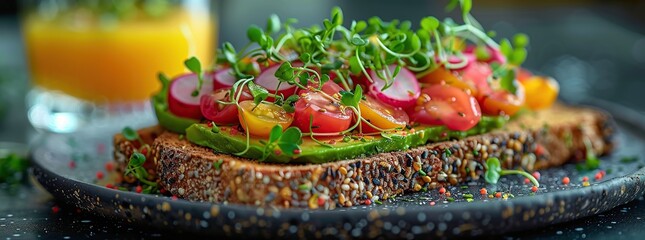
[501,169,540,187]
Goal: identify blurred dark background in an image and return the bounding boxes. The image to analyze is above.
[1,0,644,142]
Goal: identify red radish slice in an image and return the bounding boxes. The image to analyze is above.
[255,63,299,100]
[168,73,214,119]
[200,88,252,125]
[213,68,237,90]
[368,65,420,109]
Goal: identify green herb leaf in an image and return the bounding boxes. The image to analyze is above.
[299,53,311,64]
[0,153,28,184]
[474,45,491,61]
[354,20,367,33]
[510,48,527,66]
[340,85,362,108]
[461,0,472,17]
[122,127,139,141]
[499,39,513,59]
[275,62,295,82]
[282,95,299,113]
[484,157,502,184]
[222,42,238,64]
[348,56,362,75]
[331,6,343,26]
[247,81,269,105]
[500,69,518,94]
[129,152,146,167]
[420,17,439,31]
[184,57,204,97]
[276,127,303,156]
[268,124,283,143]
[513,33,529,48]
[266,14,281,34]
[280,127,303,145]
[350,36,368,46]
[247,25,265,43]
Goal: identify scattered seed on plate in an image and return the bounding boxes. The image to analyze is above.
[562,177,570,185]
[105,162,114,172]
[495,192,502,198]
[531,186,538,192]
[439,187,446,194]
[582,176,589,182]
[96,171,104,180]
[480,188,487,195]
[595,172,603,180]
[52,206,60,214]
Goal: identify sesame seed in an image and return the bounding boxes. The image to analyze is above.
[339,167,347,176]
[413,162,421,172]
[422,176,432,183]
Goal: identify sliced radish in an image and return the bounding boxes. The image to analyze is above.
[200,88,252,125]
[255,63,299,100]
[368,65,420,109]
[168,73,214,119]
[213,68,237,90]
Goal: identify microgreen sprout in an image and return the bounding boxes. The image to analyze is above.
[261,125,303,160]
[125,152,158,188]
[577,138,600,172]
[204,2,532,152]
[484,157,539,187]
[184,57,204,97]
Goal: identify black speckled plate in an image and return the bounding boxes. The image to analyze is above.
[31,101,645,239]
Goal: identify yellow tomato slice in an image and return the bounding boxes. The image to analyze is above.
[238,100,294,137]
[358,95,409,131]
[521,76,559,110]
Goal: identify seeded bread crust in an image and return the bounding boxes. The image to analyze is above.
[114,104,614,209]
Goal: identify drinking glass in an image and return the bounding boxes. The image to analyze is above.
[21,0,216,133]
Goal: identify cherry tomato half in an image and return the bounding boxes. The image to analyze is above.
[200,88,252,125]
[238,100,294,137]
[481,84,525,116]
[457,62,494,100]
[358,95,409,132]
[521,76,559,110]
[293,91,352,133]
[410,84,481,131]
[419,67,476,95]
[299,80,345,96]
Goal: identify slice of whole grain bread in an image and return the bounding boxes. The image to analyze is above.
[114,104,614,209]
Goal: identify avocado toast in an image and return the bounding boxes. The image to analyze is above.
[112,4,615,209]
[114,104,612,209]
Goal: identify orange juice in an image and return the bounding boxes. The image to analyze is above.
[23,7,215,103]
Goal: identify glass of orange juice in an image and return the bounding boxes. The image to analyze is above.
[21,0,216,133]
